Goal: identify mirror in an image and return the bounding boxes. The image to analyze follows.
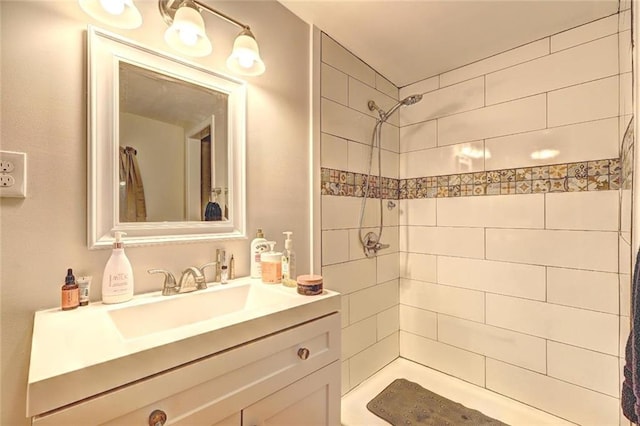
[88,26,246,248]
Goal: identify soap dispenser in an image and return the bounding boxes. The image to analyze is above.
[260,241,282,284]
[282,231,296,287]
[102,231,134,304]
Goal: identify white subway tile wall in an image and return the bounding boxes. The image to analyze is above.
[486,359,620,426]
[320,33,401,394]
[547,75,619,127]
[320,11,632,424]
[485,34,618,105]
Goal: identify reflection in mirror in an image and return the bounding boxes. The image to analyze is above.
[88,26,246,248]
[118,62,229,223]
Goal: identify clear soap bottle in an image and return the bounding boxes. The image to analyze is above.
[282,231,296,287]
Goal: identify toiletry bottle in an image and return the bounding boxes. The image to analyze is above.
[77,276,92,306]
[102,231,134,304]
[229,254,236,279]
[61,268,79,310]
[260,242,282,284]
[282,231,296,287]
[250,228,268,278]
[215,248,222,282]
[221,265,228,284]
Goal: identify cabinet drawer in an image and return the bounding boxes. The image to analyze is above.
[33,313,340,425]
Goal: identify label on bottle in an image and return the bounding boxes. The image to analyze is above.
[61,288,79,310]
[282,256,290,279]
[78,285,89,306]
[108,272,130,295]
[261,261,282,284]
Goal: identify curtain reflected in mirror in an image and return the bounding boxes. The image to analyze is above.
[118,61,229,223]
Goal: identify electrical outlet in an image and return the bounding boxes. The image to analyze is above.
[0,175,15,187]
[0,151,26,198]
[0,160,14,173]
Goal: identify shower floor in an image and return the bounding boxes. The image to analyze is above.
[341,358,574,425]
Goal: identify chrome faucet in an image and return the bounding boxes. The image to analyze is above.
[148,262,218,295]
[362,231,390,258]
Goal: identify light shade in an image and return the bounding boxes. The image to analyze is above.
[164,4,212,57]
[78,0,142,29]
[226,29,265,76]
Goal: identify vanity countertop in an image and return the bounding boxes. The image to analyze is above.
[27,278,340,417]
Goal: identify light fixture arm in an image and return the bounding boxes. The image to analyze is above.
[193,0,249,31]
[159,0,250,31]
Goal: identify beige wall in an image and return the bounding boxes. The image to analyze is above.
[0,1,310,424]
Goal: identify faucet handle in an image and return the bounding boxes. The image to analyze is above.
[199,262,218,272]
[148,269,178,296]
[197,262,217,286]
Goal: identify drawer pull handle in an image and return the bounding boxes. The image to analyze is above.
[149,409,167,426]
[297,347,310,360]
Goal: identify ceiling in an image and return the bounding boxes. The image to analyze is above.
[279,0,620,88]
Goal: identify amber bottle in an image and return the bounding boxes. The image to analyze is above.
[61,268,79,310]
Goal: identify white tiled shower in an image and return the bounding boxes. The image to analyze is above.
[321,5,634,425]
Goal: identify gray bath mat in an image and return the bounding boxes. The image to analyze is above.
[367,378,509,425]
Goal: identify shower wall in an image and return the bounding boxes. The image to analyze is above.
[398,10,633,425]
[318,33,402,395]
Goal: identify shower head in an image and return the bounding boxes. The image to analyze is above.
[402,94,423,106]
[376,93,423,121]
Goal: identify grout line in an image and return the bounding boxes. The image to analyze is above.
[543,192,547,229]
[483,75,487,107]
[544,266,548,303]
[544,339,548,375]
[545,92,549,129]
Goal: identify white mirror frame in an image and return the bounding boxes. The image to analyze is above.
[87,26,246,249]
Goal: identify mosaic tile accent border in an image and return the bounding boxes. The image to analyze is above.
[321,158,621,200]
[320,168,399,199]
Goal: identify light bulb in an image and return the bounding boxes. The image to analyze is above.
[237,54,255,69]
[179,29,198,46]
[99,0,125,15]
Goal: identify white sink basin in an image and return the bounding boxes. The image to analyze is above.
[28,277,340,417]
[108,282,291,339]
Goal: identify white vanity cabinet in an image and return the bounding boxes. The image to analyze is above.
[31,312,340,425]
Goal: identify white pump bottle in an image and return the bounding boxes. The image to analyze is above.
[282,231,296,287]
[102,231,134,304]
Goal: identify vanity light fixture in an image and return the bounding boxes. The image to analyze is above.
[78,0,142,29]
[162,0,212,57]
[159,0,266,76]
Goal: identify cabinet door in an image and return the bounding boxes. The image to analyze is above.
[242,361,340,426]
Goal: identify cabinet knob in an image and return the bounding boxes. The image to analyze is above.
[297,347,310,360]
[149,409,167,426]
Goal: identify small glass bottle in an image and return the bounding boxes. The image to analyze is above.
[61,268,79,310]
[221,265,229,284]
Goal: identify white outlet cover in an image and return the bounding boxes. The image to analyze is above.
[0,151,27,198]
